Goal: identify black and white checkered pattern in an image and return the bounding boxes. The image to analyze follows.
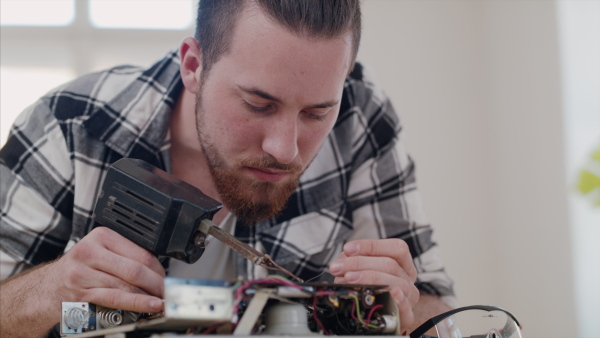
[0,50,455,302]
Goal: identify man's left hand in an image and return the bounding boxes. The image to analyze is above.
[328,238,419,334]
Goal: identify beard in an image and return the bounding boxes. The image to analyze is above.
[194,84,304,225]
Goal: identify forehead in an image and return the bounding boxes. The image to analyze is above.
[211,5,353,103]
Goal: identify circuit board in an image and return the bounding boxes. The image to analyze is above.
[61,277,400,337]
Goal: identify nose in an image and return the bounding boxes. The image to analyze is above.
[261,114,299,165]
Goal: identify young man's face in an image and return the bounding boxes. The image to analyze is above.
[195,7,353,224]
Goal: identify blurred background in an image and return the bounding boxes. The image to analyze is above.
[1,1,598,337]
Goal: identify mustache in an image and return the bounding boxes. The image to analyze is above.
[240,156,302,172]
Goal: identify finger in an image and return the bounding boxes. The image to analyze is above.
[86,288,164,313]
[336,252,348,260]
[90,227,166,277]
[63,264,152,298]
[343,239,417,282]
[90,249,164,297]
[390,287,416,335]
[328,252,347,277]
[333,276,346,284]
[329,255,408,279]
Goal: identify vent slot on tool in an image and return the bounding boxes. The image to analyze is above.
[107,200,159,240]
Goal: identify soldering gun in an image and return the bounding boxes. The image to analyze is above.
[92,158,222,264]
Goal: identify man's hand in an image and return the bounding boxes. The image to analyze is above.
[0,227,165,337]
[51,226,165,312]
[328,238,420,335]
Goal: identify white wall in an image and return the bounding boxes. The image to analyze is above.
[358,1,585,337]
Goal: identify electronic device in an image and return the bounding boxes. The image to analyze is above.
[60,277,400,337]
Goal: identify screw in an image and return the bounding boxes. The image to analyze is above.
[193,232,206,247]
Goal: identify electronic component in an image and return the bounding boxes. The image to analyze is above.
[61,302,136,336]
[61,277,399,337]
[163,278,233,328]
[232,279,400,336]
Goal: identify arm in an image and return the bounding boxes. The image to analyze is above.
[330,64,455,334]
[412,293,453,329]
[0,102,164,336]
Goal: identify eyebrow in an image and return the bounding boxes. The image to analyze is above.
[237,85,339,109]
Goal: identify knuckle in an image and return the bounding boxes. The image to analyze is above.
[410,285,420,305]
[124,263,144,281]
[393,238,408,253]
[65,267,85,285]
[408,267,418,282]
[103,292,121,308]
[67,243,96,265]
[138,249,157,268]
[384,257,400,273]
[91,226,111,239]
[123,283,143,295]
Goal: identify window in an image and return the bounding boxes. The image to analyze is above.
[89,0,194,30]
[0,0,196,146]
[1,0,75,26]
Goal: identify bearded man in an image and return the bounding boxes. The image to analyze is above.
[0,1,455,337]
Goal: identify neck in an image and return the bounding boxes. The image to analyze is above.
[170,90,229,224]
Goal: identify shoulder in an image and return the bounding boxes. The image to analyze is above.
[40,65,145,121]
[41,49,181,124]
[338,61,400,131]
[342,61,389,111]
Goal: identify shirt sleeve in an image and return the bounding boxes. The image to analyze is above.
[345,64,456,305]
[0,99,74,280]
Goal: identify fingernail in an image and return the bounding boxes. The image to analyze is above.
[344,242,359,255]
[149,299,162,310]
[329,261,343,274]
[345,271,360,282]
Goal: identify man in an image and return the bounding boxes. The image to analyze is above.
[0,1,454,336]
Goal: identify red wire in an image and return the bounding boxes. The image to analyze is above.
[366,304,383,324]
[199,322,226,334]
[350,298,359,321]
[312,295,330,335]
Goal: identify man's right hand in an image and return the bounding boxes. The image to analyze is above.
[51,226,165,312]
[0,227,165,337]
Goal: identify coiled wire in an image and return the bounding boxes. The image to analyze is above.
[97,309,123,328]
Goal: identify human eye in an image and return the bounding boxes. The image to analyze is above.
[242,100,271,113]
[303,110,329,122]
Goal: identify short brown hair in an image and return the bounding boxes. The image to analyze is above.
[194,0,361,74]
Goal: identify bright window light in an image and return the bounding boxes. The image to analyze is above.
[0,67,74,146]
[89,0,194,30]
[0,0,74,26]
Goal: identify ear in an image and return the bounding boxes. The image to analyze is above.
[179,36,203,94]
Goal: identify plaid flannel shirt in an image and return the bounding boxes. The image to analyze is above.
[0,50,455,303]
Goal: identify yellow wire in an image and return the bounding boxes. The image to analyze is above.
[347,293,380,329]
